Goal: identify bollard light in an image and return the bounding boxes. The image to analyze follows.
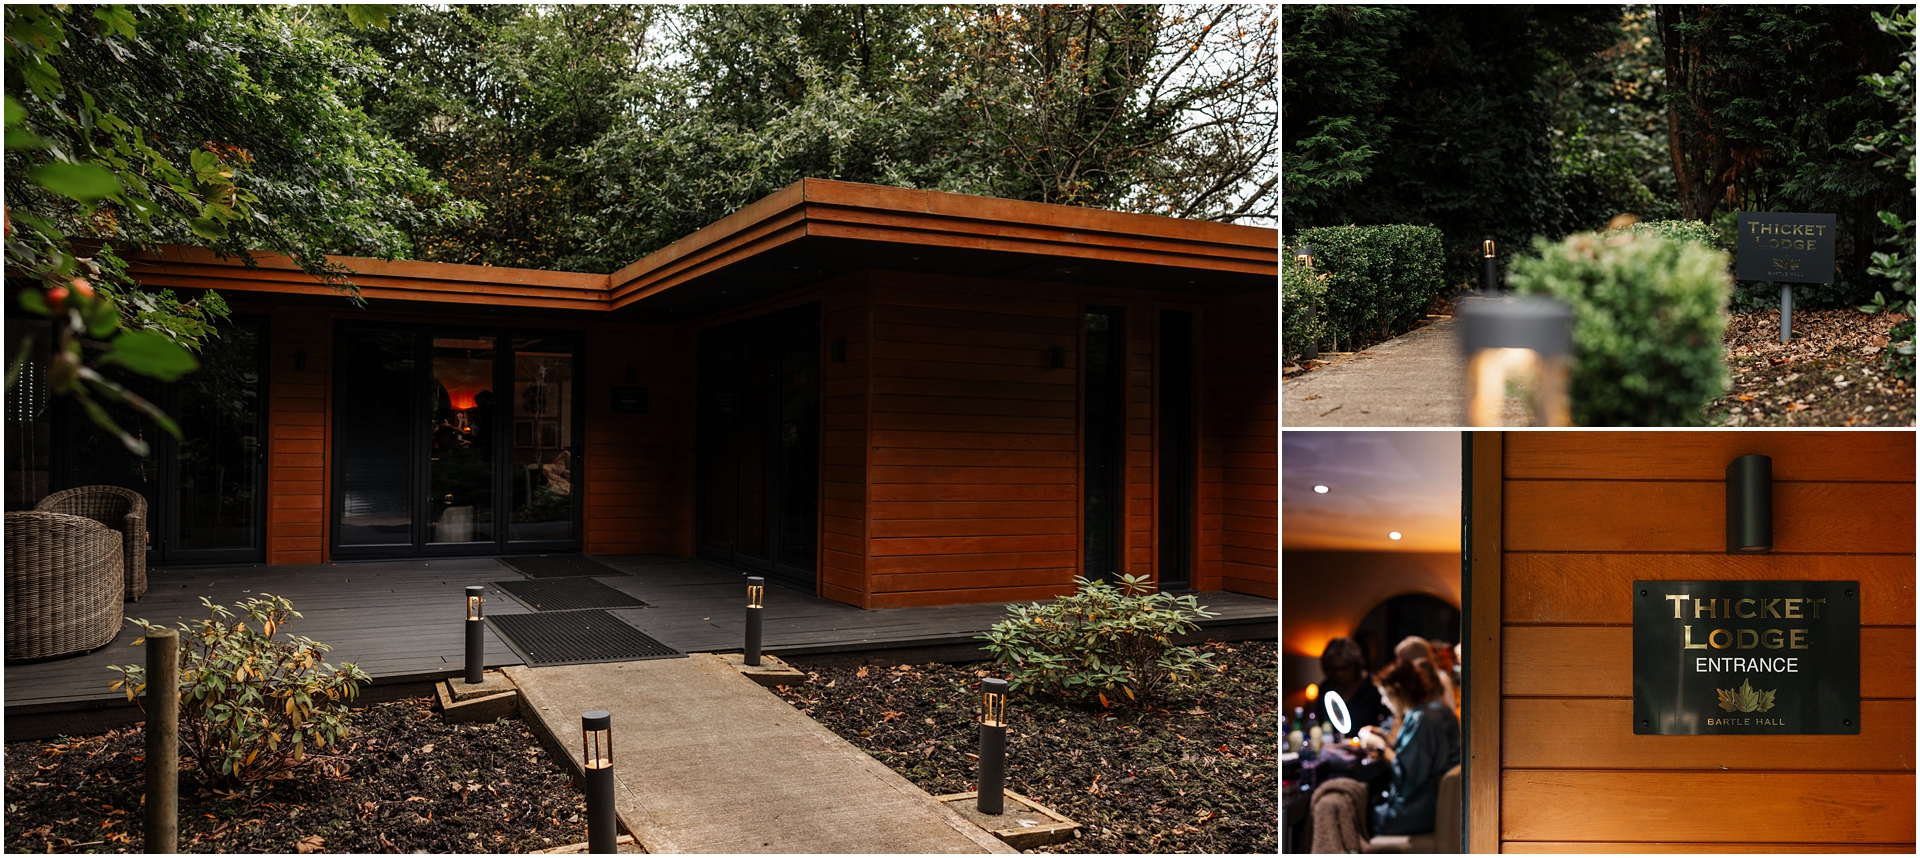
[745,576,764,667]
[1293,243,1315,269]
[582,710,616,854]
[464,586,485,685]
[1726,454,1773,554]
[145,627,179,854]
[1293,244,1320,362]
[977,678,1009,815]
[1458,296,1573,427]
[1482,236,1499,293]
[1780,284,1794,343]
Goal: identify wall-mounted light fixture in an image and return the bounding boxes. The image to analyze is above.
[294,349,308,372]
[1482,236,1499,293]
[1459,296,1573,426]
[1049,345,1066,369]
[976,677,1009,815]
[464,586,485,685]
[581,710,616,854]
[830,338,847,363]
[1726,454,1773,554]
[745,576,764,666]
[626,364,637,383]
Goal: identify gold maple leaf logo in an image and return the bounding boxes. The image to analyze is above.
[1716,678,1777,713]
[1772,256,1801,272]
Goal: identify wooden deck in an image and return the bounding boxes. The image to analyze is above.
[4,555,1276,721]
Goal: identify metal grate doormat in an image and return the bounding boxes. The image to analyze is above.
[500,555,628,579]
[487,610,684,666]
[494,578,650,612]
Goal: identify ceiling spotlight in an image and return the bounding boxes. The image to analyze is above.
[1389,531,1402,540]
[1313,485,1329,494]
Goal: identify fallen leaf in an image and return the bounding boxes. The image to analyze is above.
[296,834,324,853]
[855,665,869,678]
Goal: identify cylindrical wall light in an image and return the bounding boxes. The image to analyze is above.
[1482,237,1499,293]
[1726,454,1773,554]
[745,576,764,667]
[1458,296,1573,427]
[582,710,616,854]
[977,678,1009,815]
[464,586,485,685]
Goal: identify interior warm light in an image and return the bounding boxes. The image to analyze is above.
[1305,683,1319,700]
[1313,485,1329,494]
[1389,531,1402,540]
[446,388,480,411]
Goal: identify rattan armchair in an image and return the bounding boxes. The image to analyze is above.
[4,511,126,662]
[36,485,147,600]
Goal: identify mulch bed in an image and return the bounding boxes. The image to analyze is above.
[3,697,586,854]
[1707,308,1914,426]
[777,640,1278,854]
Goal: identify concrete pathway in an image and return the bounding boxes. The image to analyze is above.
[1282,317,1528,426]
[507,655,1016,854]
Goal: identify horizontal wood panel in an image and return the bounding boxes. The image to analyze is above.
[869,550,1074,574]
[1504,481,1915,554]
[1505,554,1917,625]
[870,535,1074,556]
[1503,842,1916,853]
[870,483,1075,502]
[871,430,1076,451]
[872,501,1076,520]
[870,465,1073,485]
[870,448,1074,468]
[1501,770,1914,843]
[870,394,1075,419]
[870,517,1075,539]
[1503,626,1914,699]
[1504,698,1915,770]
[869,583,1072,608]
[869,412,1074,434]
[1504,431,1916,482]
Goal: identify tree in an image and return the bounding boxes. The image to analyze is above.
[1658,4,1911,306]
[1280,5,1408,228]
[5,4,473,452]
[1546,5,1679,231]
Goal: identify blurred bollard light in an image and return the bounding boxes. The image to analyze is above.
[744,576,764,667]
[1293,243,1315,269]
[1482,237,1498,293]
[1294,244,1319,362]
[1458,297,1573,426]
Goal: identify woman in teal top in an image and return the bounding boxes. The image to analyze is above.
[1357,657,1460,835]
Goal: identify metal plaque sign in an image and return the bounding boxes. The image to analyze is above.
[611,386,648,414]
[1735,211,1836,284]
[1633,581,1859,735]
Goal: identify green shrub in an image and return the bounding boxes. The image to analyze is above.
[1293,224,1446,349]
[1605,218,1732,254]
[110,595,370,785]
[978,574,1217,707]
[1282,256,1330,360]
[1508,231,1732,425]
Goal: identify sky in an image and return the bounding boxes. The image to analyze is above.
[1280,431,1463,553]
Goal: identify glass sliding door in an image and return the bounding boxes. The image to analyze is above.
[333,325,582,558]
[696,304,819,591]
[1082,306,1126,584]
[1156,310,1194,591]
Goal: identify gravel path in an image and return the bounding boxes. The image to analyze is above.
[1282,317,1530,426]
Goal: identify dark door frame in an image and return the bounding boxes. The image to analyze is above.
[329,322,587,559]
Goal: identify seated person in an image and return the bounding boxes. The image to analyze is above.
[1358,657,1460,836]
[1318,636,1390,738]
[1395,635,1456,713]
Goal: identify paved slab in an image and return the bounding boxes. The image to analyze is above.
[507,655,1016,855]
[1282,317,1530,426]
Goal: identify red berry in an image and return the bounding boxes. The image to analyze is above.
[70,278,94,298]
[46,286,69,311]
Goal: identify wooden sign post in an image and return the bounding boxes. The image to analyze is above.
[1734,212,1837,343]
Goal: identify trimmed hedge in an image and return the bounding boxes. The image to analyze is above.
[1603,218,1732,254]
[1281,257,1329,361]
[1292,224,1446,350]
[1509,231,1732,426]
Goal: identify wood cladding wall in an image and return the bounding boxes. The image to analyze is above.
[581,323,686,556]
[264,309,330,564]
[820,278,870,607]
[1200,288,1277,597]
[1493,431,1915,853]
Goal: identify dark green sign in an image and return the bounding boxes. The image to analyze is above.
[1633,581,1859,735]
[1735,211,1836,284]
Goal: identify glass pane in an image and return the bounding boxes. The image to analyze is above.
[6,320,53,508]
[1082,308,1122,582]
[429,337,496,544]
[174,322,262,552]
[778,316,819,572]
[510,341,574,541]
[64,360,159,501]
[699,331,735,552]
[735,330,773,559]
[1156,311,1193,589]
[338,329,416,546]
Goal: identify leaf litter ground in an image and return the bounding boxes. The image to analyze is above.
[2,697,586,854]
[1708,308,1914,426]
[777,639,1278,854]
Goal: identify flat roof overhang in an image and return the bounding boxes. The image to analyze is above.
[120,178,1277,324]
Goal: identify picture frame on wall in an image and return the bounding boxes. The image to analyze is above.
[520,382,554,416]
[514,419,534,448]
[537,420,560,449]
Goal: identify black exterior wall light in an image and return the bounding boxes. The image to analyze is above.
[1726,454,1773,554]
[464,586,485,685]
[977,678,1009,814]
[582,710,616,854]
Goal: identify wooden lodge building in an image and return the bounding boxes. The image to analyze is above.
[6,180,1278,609]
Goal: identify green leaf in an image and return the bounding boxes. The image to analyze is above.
[344,4,401,30]
[101,331,199,382]
[188,217,228,240]
[30,160,124,201]
[6,126,47,150]
[18,290,51,316]
[93,5,138,41]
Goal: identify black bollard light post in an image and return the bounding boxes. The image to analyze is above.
[465,586,485,685]
[1482,236,1499,293]
[583,710,616,854]
[1294,244,1319,362]
[976,678,1009,815]
[745,576,764,667]
[145,627,179,854]
[1780,283,1794,343]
